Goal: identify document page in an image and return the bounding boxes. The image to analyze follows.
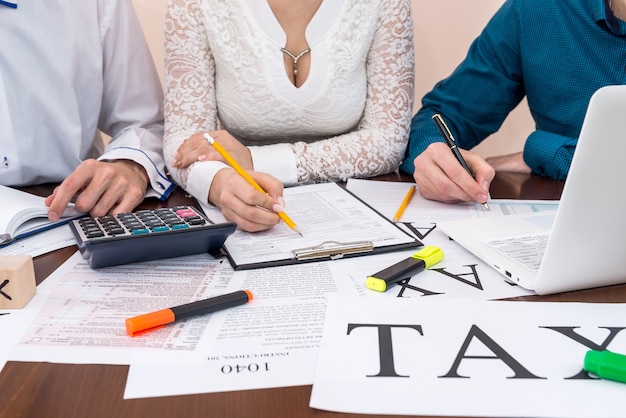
[221,182,419,269]
[124,257,363,398]
[0,226,77,257]
[10,252,239,365]
[311,296,626,417]
[123,248,534,399]
[346,178,559,223]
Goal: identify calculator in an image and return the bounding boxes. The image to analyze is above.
[69,206,236,268]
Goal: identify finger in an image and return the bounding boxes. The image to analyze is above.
[47,161,98,220]
[414,146,473,203]
[222,205,281,232]
[221,188,281,231]
[249,172,285,211]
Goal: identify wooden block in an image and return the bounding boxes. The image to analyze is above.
[0,255,36,309]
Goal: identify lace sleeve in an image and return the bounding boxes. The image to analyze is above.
[163,0,218,190]
[293,0,414,184]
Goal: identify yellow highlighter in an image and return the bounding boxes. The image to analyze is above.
[366,246,444,292]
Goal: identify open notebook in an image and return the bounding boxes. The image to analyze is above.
[0,185,83,247]
[437,85,626,295]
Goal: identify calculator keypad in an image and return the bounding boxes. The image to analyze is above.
[76,206,207,240]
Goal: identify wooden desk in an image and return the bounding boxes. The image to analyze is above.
[2,175,625,418]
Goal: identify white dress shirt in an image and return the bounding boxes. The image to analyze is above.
[0,0,173,198]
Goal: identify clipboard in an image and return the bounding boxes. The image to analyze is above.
[218,182,422,270]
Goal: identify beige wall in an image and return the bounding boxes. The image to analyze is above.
[132,0,533,158]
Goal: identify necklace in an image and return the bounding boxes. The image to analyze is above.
[280,47,311,79]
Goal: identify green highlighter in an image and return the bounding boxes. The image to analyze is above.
[584,350,626,384]
[366,246,444,292]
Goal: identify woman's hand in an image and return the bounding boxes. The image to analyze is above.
[171,130,254,170]
[209,168,286,232]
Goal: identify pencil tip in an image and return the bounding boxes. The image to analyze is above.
[483,202,490,211]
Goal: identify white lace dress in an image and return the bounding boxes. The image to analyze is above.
[163,0,414,203]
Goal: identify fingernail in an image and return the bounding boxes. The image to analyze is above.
[48,211,60,221]
[197,155,207,161]
[272,203,284,213]
[277,196,285,207]
[482,180,490,192]
[477,193,488,203]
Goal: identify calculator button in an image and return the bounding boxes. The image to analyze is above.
[185,216,206,226]
[151,226,170,232]
[85,230,105,238]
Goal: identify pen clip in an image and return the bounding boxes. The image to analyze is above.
[432,113,457,145]
[0,234,14,247]
[292,240,374,261]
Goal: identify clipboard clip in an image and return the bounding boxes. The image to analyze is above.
[292,240,374,261]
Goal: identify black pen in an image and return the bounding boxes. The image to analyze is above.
[431,113,489,211]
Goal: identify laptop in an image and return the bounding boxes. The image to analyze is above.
[437,85,626,295]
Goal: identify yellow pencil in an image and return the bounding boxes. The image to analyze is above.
[204,133,302,236]
[392,185,416,223]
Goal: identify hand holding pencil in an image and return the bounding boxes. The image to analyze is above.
[204,133,303,236]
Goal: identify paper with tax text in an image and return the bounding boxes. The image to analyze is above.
[5,180,556,399]
[311,296,626,417]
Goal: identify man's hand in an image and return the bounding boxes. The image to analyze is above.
[208,168,285,232]
[45,159,149,220]
[412,142,493,204]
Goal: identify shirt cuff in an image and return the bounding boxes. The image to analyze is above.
[186,160,231,205]
[523,130,566,180]
[249,144,298,186]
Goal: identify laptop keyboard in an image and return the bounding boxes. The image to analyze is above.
[485,234,549,271]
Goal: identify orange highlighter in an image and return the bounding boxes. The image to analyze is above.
[125,290,253,336]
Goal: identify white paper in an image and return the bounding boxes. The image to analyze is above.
[220,182,417,268]
[10,252,241,366]
[311,295,626,417]
[124,258,363,398]
[124,248,533,399]
[0,225,77,257]
[346,178,559,224]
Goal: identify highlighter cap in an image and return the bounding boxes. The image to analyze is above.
[125,308,175,337]
[411,245,445,268]
[584,350,626,383]
[365,276,387,292]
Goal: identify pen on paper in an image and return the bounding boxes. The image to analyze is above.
[431,114,490,211]
[203,133,302,236]
[125,290,253,336]
[392,185,416,222]
[366,245,444,292]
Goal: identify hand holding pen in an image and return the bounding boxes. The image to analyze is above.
[431,114,490,210]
